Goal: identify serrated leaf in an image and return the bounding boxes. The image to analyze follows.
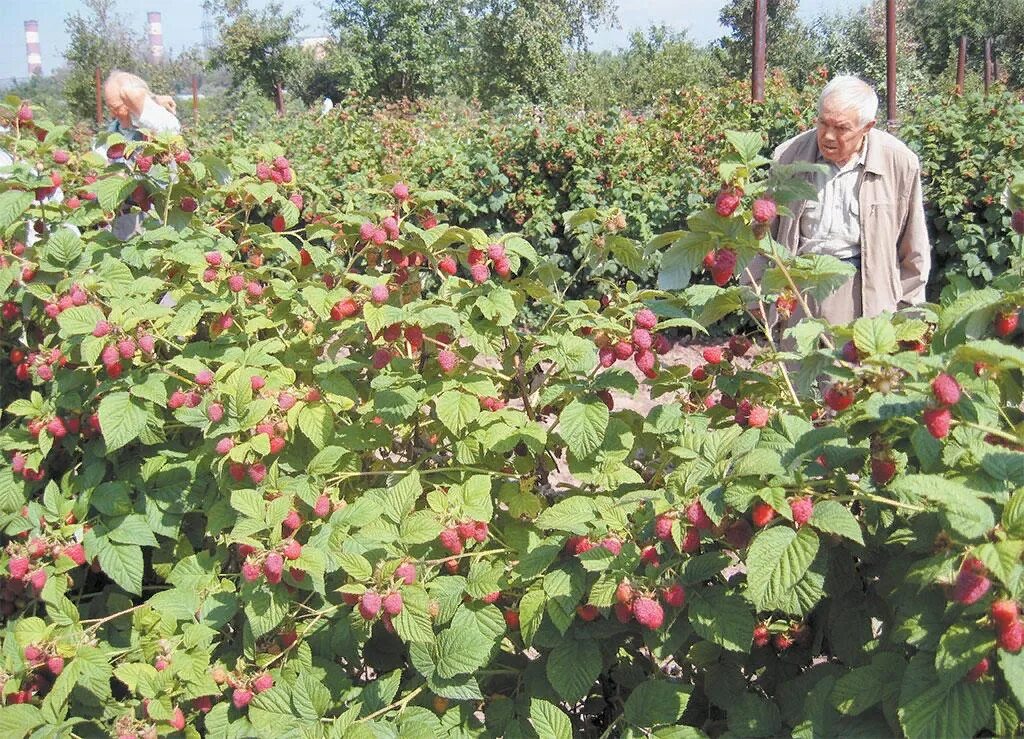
[623,681,693,728]
[95,538,144,595]
[745,527,820,611]
[688,588,754,652]
[853,316,898,356]
[98,392,148,452]
[435,391,480,435]
[559,398,609,458]
[547,640,601,704]
[808,501,864,545]
[529,699,572,739]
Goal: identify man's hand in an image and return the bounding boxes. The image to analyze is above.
[154,95,177,115]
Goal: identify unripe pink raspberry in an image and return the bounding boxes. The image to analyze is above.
[155,657,170,671]
[493,256,511,278]
[64,543,86,566]
[186,391,202,408]
[46,656,65,676]
[438,349,458,374]
[395,562,416,585]
[931,373,961,406]
[207,403,224,423]
[789,496,814,526]
[248,464,267,485]
[923,407,953,439]
[227,274,246,292]
[392,182,410,200]
[747,405,770,428]
[117,338,137,358]
[314,494,331,518]
[247,281,264,297]
[250,375,265,391]
[998,620,1023,653]
[263,552,284,583]
[24,644,43,662]
[382,216,399,239]
[138,334,156,354]
[47,417,67,438]
[383,591,404,616]
[359,591,382,620]
[631,328,653,350]
[233,688,253,709]
[215,437,234,455]
[614,341,633,360]
[632,597,664,629]
[371,284,390,304]
[8,556,30,580]
[282,509,302,533]
[278,392,296,410]
[195,369,214,386]
[655,514,674,540]
[952,557,991,605]
[241,560,261,581]
[282,539,301,560]
[487,243,505,260]
[205,251,223,266]
[752,197,777,223]
[359,222,376,241]
[702,346,724,364]
[92,320,111,337]
[53,150,70,165]
[269,436,286,454]
[168,390,187,409]
[439,527,462,553]
[470,263,490,284]
[371,227,387,245]
[635,308,657,329]
[203,268,218,282]
[29,569,47,591]
[252,673,274,693]
[634,349,656,376]
[599,346,615,368]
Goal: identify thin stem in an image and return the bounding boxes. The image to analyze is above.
[357,684,425,723]
[766,252,835,351]
[963,421,1022,446]
[743,267,803,411]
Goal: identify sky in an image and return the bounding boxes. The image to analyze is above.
[0,0,867,82]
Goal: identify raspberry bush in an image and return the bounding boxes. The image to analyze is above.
[1,101,1023,738]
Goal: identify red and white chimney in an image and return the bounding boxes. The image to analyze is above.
[24,20,42,76]
[148,12,164,63]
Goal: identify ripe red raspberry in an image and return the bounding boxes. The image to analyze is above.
[691,366,707,381]
[372,348,392,370]
[952,557,991,605]
[359,592,382,620]
[686,500,713,530]
[487,243,505,260]
[233,688,253,709]
[747,405,770,428]
[597,390,614,411]
[395,562,416,585]
[577,604,600,621]
[752,502,776,527]
[614,341,634,360]
[63,542,86,566]
[600,538,622,556]
[789,496,814,526]
[29,569,47,591]
[278,392,297,411]
[282,539,302,560]
[117,338,137,359]
[195,369,215,386]
[640,546,660,567]
[241,561,261,581]
[314,494,331,518]
[752,197,777,223]
[994,310,1019,337]
[503,609,520,629]
[923,407,953,439]
[47,656,65,676]
[635,308,657,330]
[1012,209,1024,235]
[662,584,686,608]
[715,188,741,217]
[634,349,656,377]
[725,518,753,549]
[728,335,752,357]
[824,384,855,412]
[470,263,490,284]
[358,222,376,241]
[598,346,616,368]
[632,597,664,629]
[263,553,284,583]
[753,624,771,647]
[991,599,1020,627]
[681,526,700,553]
[840,341,860,363]
[931,373,961,406]
[438,349,458,374]
[180,197,197,213]
[871,456,897,486]
[438,255,458,276]
[467,247,485,265]
[997,621,1023,653]
[631,328,653,350]
[702,347,723,364]
[439,528,462,554]
[47,417,67,438]
[654,514,674,540]
[773,633,793,651]
[710,248,737,286]
[613,603,633,623]
[8,556,30,580]
[207,403,224,423]
[965,657,989,682]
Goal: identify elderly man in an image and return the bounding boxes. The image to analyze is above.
[770,75,930,324]
[103,71,180,138]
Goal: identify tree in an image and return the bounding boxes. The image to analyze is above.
[715,0,822,87]
[203,0,302,99]
[62,0,139,121]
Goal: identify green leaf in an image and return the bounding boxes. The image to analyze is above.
[808,501,864,545]
[898,677,992,739]
[518,588,546,647]
[297,404,332,449]
[96,176,135,212]
[689,588,755,652]
[998,650,1024,715]
[0,704,45,737]
[547,640,601,703]
[890,475,995,540]
[745,527,820,612]
[559,398,609,458]
[42,229,83,266]
[393,585,434,644]
[55,304,106,338]
[534,497,593,534]
[0,190,34,229]
[1003,488,1024,537]
[935,624,993,685]
[291,674,331,720]
[623,681,693,728]
[529,699,572,739]
[97,392,148,452]
[307,446,350,476]
[435,391,480,435]
[853,316,898,356]
[724,130,766,161]
[830,653,906,716]
[94,538,144,595]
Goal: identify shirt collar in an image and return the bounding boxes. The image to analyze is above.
[817,134,868,172]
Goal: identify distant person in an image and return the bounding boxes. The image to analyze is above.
[103,70,181,140]
[766,75,930,324]
[321,96,334,116]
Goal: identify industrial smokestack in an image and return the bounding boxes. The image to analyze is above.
[24,20,42,76]
[148,12,164,63]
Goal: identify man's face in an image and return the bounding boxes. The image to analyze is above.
[815,98,874,166]
[104,83,132,127]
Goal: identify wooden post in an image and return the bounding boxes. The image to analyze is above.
[955,36,966,95]
[751,0,767,103]
[94,67,103,126]
[275,82,284,117]
[192,75,199,126]
[984,38,992,95]
[886,0,897,125]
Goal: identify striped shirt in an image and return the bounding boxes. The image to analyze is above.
[798,140,868,261]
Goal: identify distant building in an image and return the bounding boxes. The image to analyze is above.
[299,36,332,61]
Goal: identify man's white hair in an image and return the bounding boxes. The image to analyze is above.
[818,75,878,127]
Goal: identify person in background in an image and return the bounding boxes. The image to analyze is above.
[767,75,931,325]
[103,70,181,139]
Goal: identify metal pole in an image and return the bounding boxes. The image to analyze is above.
[956,36,966,95]
[751,0,767,103]
[275,82,284,117]
[886,0,897,125]
[984,38,992,95]
[95,67,103,126]
[192,75,199,126]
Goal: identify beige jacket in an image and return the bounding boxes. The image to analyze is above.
[769,127,931,317]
